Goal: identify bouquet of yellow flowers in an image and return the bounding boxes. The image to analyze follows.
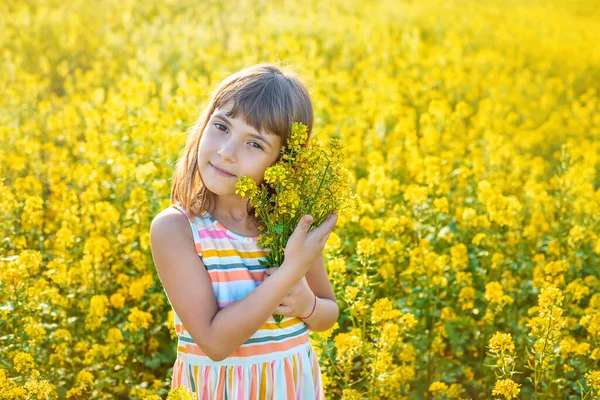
[235,122,358,326]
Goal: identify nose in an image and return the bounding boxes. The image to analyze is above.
[217,137,237,162]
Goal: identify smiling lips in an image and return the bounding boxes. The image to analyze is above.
[210,163,236,177]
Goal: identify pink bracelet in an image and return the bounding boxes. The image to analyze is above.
[300,294,317,320]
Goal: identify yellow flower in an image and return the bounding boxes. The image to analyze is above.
[428,381,449,395]
[563,364,575,373]
[381,217,401,233]
[127,307,153,330]
[538,286,563,309]
[21,195,44,231]
[404,184,431,205]
[463,366,474,380]
[334,330,362,370]
[585,370,600,391]
[359,216,376,233]
[19,249,43,276]
[400,313,417,330]
[341,389,362,400]
[459,286,476,310]
[344,286,359,302]
[54,226,75,251]
[450,243,468,270]
[263,164,289,185]
[134,161,158,182]
[471,232,487,246]
[234,175,258,198]
[447,383,464,398]
[433,197,449,213]
[24,321,46,345]
[456,271,473,285]
[325,231,342,250]
[53,329,72,342]
[431,335,446,356]
[356,237,379,260]
[23,379,57,399]
[488,332,515,355]
[13,351,35,374]
[371,297,401,324]
[286,121,309,154]
[274,188,301,218]
[107,328,124,344]
[110,292,126,309]
[492,378,521,399]
[86,295,109,330]
[485,282,504,304]
[543,260,568,276]
[326,257,346,275]
[440,307,455,321]
[378,323,400,350]
[128,274,154,300]
[565,279,590,302]
[575,342,591,356]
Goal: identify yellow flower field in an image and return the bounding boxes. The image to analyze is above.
[1,0,599,398]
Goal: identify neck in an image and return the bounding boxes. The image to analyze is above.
[214,194,252,223]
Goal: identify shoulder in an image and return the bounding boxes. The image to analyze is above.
[150,207,194,245]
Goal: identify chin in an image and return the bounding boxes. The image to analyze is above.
[200,174,232,197]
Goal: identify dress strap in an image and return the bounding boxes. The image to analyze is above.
[171,203,203,256]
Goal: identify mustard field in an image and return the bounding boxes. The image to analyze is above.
[1,0,600,398]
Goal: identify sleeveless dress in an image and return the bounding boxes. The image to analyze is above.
[169,203,325,400]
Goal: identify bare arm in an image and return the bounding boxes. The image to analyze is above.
[150,209,337,361]
[302,252,339,332]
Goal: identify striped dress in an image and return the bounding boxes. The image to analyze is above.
[169,203,325,399]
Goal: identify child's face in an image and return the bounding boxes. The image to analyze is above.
[197,100,282,197]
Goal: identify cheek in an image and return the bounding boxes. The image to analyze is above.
[252,163,272,183]
[198,132,217,156]
[199,133,210,149]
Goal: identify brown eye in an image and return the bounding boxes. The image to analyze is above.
[214,123,227,132]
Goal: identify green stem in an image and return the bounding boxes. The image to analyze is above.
[535,305,555,399]
[369,329,384,400]
[306,160,331,219]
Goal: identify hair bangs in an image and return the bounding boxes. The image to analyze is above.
[213,73,299,147]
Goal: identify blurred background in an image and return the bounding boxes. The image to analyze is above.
[1,0,599,398]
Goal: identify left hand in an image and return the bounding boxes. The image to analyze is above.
[263,267,314,318]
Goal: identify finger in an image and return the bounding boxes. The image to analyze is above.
[322,212,338,230]
[328,212,338,228]
[316,213,338,241]
[299,215,313,230]
[290,215,313,240]
[274,305,293,316]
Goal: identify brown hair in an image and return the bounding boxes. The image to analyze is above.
[170,63,314,218]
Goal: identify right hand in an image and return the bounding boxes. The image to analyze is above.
[282,212,338,277]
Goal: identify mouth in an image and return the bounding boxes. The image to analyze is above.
[210,163,236,177]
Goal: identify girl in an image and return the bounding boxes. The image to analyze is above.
[150,63,339,399]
